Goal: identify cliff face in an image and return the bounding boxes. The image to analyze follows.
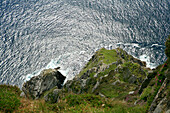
[20,36,169,112]
[61,47,169,112]
[64,48,148,97]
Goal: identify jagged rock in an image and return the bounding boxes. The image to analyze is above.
[153,96,169,113]
[80,69,95,79]
[138,77,143,83]
[64,78,82,94]
[54,67,60,71]
[22,69,66,99]
[165,69,170,80]
[104,74,108,77]
[44,89,61,103]
[80,71,90,79]
[114,64,122,73]
[149,78,169,113]
[81,79,88,87]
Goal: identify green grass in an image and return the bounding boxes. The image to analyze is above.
[78,48,119,77]
[96,81,137,99]
[46,93,147,113]
[64,94,106,107]
[97,63,117,78]
[121,62,146,78]
[99,48,118,64]
[140,86,152,101]
[0,85,21,113]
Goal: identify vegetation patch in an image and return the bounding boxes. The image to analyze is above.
[0,85,21,113]
[140,86,152,101]
[78,48,118,77]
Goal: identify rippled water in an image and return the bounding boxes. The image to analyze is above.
[0,0,170,88]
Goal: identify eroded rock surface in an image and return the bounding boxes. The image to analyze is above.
[22,69,65,99]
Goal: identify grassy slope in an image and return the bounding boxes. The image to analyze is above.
[0,87,147,113]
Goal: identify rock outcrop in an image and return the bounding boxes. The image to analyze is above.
[61,46,170,113]
[44,88,62,103]
[63,48,149,99]
[22,68,66,99]
[20,36,170,112]
[149,70,170,113]
[1,36,170,113]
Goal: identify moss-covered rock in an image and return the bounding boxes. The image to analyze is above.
[62,48,149,104]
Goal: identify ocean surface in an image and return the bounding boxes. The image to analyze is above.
[0,0,170,88]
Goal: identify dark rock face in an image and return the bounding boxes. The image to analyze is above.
[22,69,66,99]
[138,71,154,94]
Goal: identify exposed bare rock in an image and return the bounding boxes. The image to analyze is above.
[44,88,62,103]
[149,78,169,113]
[22,69,66,99]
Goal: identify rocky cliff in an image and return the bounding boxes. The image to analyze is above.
[63,48,148,96]
[42,43,169,112]
[18,36,170,113]
[22,68,66,99]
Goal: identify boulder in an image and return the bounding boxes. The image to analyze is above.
[22,69,66,99]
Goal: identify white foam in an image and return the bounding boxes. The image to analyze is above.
[124,43,140,48]
[116,43,140,48]
[79,51,86,55]
[151,44,164,47]
[25,57,68,82]
[139,54,157,69]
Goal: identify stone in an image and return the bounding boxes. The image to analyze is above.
[22,69,66,99]
[149,78,169,113]
[153,96,170,113]
[44,89,61,103]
